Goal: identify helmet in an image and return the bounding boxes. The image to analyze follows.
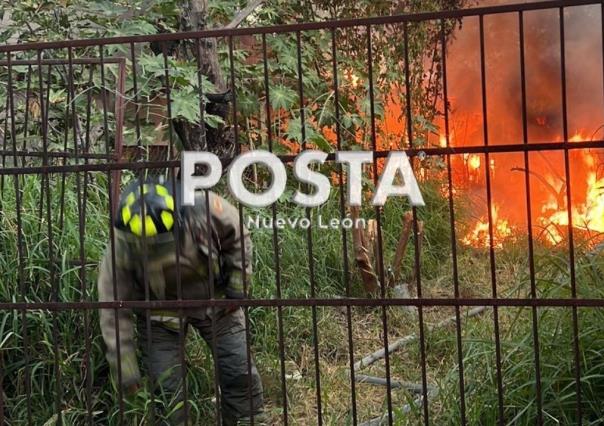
[115,178,177,237]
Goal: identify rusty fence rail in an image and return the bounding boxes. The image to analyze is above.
[1,0,603,425]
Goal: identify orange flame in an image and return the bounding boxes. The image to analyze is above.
[539,171,604,243]
[468,155,481,171]
[439,135,448,147]
[462,205,514,249]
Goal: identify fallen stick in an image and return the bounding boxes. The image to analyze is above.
[359,394,428,426]
[355,374,436,395]
[354,306,487,371]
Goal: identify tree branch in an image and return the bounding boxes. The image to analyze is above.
[354,306,487,371]
[225,0,264,29]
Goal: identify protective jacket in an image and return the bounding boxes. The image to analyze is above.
[97,190,252,387]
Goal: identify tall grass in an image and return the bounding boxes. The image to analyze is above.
[435,245,604,425]
[1,172,603,425]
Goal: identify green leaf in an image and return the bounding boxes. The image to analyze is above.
[285,116,316,144]
[171,88,199,123]
[236,91,258,117]
[309,133,334,153]
[204,113,225,129]
[270,85,297,111]
[117,20,157,36]
[48,88,66,104]
[87,1,129,16]
[138,53,166,78]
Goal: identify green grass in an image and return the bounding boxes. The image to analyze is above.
[1,173,604,425]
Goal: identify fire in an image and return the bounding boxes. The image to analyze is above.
[467,155,481,170]
[580,174,604,232]
[439,134,448,147]
[279,9,604,252]
[462,205,514,249]
[456,131,604,248]
[539,172,604,243]
[437,4,604,249]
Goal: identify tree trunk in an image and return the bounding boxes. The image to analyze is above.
[180,0,226,91]
[173,0,236,159]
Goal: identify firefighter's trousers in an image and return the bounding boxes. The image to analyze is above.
[136,308,264,425]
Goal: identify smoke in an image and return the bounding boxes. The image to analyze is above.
[448,1,604,142]
[442,0,604,229]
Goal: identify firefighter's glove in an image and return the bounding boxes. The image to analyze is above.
[225,271,246,300]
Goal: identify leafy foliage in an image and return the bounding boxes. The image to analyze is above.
[1,0,465,158]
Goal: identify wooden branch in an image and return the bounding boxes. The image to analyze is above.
[355,374,436,395]
[360,382,440,426]
[511,166,566,209]
[117,0,156,20]
[409,220,424,286]
[225,0,264,29]
[354,306,487,371]
[0,10,12,30]
[0,10,20,45]
[390,211,414,285]
[359,394,429,426]
[350,207,379,295]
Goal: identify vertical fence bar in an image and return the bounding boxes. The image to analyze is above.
[58,57,70,231]
[403,22,430,425]
[258,32,289,426]
[232,33,256,424]
[558,7,583,424]
[366,24,394,425]
[0,3,601,424]
[130,41,143,152]
[196,36,230,426]
[160,41,190,426]
[112,59,126,208]
[66,45,94,425]
[36,64,52,237]
[228,32,260,426]
[84,66,93,155]
[206,102,222,426]
[99,44,125,425]
[66,49,78,160]
[6,51,33,426]
[130,39,158,424]
[295,29,324,425]
[331,27,358,425]
[21,65,32,168]
[440,18,467,426]
[1,95,9,192]
[82,64,95,426]
[478,15,505,425]
[36,49,64,426]
[517,11,544,424]
[193,35,209,425]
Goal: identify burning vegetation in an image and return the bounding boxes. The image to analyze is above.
[434,3,604,249]
[310,3,604,250]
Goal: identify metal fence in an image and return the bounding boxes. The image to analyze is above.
[1,0,604,424]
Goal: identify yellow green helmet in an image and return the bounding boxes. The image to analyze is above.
[115,178,176,237]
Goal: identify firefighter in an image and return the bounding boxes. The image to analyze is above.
[97,177,264,425]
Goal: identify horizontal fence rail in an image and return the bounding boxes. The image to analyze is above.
[1,1,603,425]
